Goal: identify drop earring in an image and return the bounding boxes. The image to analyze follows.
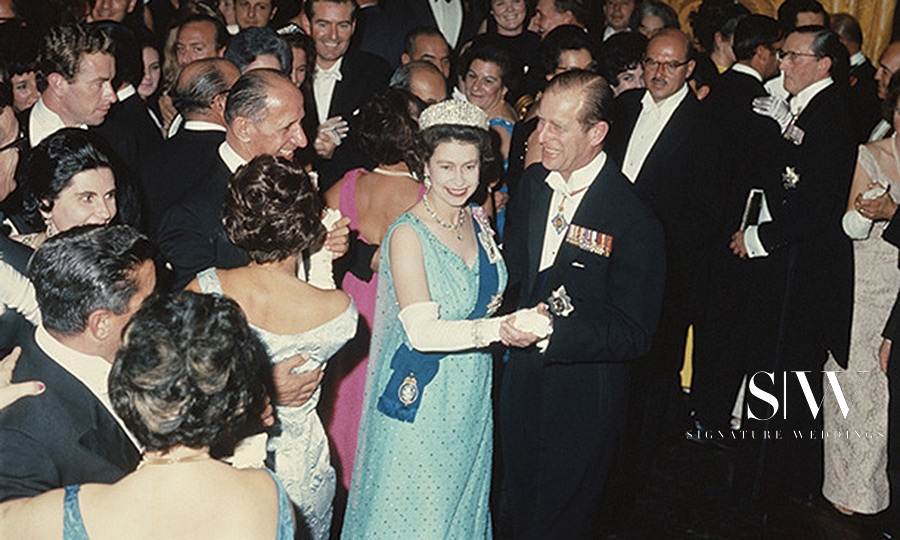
[44,217,56,238]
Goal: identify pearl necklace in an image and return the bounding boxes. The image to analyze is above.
[423,192,466,241]
[137,450,213,469]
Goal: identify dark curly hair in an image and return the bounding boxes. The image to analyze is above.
[224,156,325,264]
[110,291,270,453]
[21,128,114,229]
[411,123,495,185]
[460,40,519,95]
[357,88,423,168]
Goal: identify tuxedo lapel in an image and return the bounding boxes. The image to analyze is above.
[526,173,553,296]
[634,93,697,186]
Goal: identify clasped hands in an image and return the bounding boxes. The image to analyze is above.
[855,182,897,222]
[500,303,553,348]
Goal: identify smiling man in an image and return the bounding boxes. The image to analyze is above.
[501,69,665,539]
[301,0,391,191]
[27,23,117,148]
[156,69,309,290]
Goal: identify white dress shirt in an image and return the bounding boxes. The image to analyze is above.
[849,51,866,68]
[184,120,227,132]
[744,77,834,258]
[430,0,463,48]
[313,57,343,124]
[621,84,688,182]
[35,325,142,451]
[116,84,136,102]
[29,97,83,147]
[539,151,607,271]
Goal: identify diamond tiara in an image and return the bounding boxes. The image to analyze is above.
[418,99,489,131]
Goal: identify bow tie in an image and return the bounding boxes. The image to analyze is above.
[316,68,342,82]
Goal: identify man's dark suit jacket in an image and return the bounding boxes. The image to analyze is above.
[303,47,392,191]
[155,154,249,290]
[747,84,855,370]
[140,127,226,236]
[848,57,881,144]
[91,92,165,229]
[688,68,782,428]
[500,159,666,539]
[355,0,486,67]
[0,326,140,502]
[91,92,164,179]
[606,89,725,317]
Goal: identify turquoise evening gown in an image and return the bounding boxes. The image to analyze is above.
[342,210,507,539]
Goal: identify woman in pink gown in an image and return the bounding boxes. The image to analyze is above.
[321,89,425,498]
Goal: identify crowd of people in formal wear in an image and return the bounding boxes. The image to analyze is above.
[0,0,897,537]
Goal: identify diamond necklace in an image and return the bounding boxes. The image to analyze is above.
[423,192,466,241]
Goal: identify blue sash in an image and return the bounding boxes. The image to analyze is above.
[377,216,501,423]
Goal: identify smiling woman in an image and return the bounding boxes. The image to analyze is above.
[12,129,118,251]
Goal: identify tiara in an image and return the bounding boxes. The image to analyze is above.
[418,99,489,131]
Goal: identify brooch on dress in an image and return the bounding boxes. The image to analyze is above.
[548,285,575,318]
[398,373,419,406]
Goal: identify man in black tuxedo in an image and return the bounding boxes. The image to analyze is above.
[0,225,156,502]
[869,42,900,141]
[355,0,484,68]
[500,70,666,539]
[23,23,117,148]
[141,58,239,235]
[156,69,309,290]
[832,13,881,144]
[730,25,855,509]
[688,14,784,442]
[604,29,724,507]
[300,0,392,191]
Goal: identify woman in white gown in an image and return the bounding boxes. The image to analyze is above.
[188,156,357,539]
[824,78,900,516]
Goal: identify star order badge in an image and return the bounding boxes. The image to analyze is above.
[782,166,801,189]
[547,285,575,317]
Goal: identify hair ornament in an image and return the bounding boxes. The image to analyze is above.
[418,99,489,131]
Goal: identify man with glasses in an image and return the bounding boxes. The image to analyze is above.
[0,81,30,274]
[604,28,726,530]
[869,42,900,141]
[730,25,855,514]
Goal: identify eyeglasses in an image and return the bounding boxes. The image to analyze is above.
[641,57,690,73]
[0,132,25,154]
[776,49,820,63]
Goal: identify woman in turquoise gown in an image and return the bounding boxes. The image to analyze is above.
[342,100,549,538]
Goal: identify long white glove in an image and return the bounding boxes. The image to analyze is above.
[842,185,887,240]
[398,302,553,352]
[752,95,792,133]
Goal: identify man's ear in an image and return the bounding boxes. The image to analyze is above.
[127,0,138,13]
[87,309,112,341]
[269,5,277,21]
[300,12,311,34]
[232,115,253,142]
[589,120,610,148]
[46,72,67,98]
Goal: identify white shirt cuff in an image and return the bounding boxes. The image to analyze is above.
[744,225,768,258]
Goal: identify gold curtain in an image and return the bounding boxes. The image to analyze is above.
[666,0,896,62]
